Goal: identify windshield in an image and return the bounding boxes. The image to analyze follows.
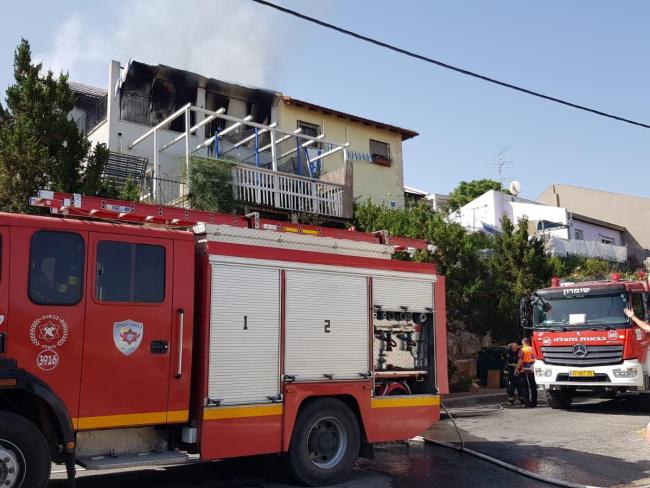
[533,293,628,328]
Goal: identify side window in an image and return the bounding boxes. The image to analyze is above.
[632,293,645,319]
[96,241,165,303]
[29,231,85,305]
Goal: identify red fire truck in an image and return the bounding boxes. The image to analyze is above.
[0,191,447,488]
[523,275,649,409]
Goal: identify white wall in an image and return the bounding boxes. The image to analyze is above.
[450,190,568,233]
[571,218,623,245]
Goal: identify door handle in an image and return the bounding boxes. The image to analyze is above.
[176,309,184,379]
[150,340,169,354]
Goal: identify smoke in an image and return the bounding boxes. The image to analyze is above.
[36,0,288,88]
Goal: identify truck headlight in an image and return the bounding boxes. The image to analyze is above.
[535,367,552,377]
[613,368,638,378]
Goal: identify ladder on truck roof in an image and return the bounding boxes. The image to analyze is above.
[29,190,430,252]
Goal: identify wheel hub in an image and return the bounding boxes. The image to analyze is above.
[306,417,347,469]
[0,446,20,488]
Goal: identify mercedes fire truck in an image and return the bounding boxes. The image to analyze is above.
[522,275,649,409]
[0,191,447,488]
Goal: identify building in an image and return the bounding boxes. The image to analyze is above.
[537,184,650,261]
[449,190,628,263]
[71,60,418,220]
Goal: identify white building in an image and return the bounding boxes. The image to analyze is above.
[449,190,627,263]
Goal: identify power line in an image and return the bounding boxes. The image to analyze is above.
[252,0,650,129]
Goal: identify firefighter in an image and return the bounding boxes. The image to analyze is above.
[502,342,521,405]
[624,308,650,332]
[517,338,537,407]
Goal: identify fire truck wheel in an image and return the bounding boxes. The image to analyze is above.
[286,398,360,486]
[0,411,51,488]
[546,389,573,409]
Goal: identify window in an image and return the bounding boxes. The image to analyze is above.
[574,229,584,240]
[601,237,615,245]
[632,293,645,319]
[369,139,392,167]
[297,120,321,149]
[96,241,165,303]
[29,231,85,305]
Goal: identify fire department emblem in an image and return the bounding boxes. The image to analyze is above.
[608,330,618,341]
[113,320,144,356]
[29,315,69,350]
[542,336,552,346]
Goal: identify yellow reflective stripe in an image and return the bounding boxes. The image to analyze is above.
[371,395,440,409]
[72,410,189,430]
[203,404,283,420]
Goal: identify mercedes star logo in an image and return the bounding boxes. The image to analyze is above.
[573,343,588,357]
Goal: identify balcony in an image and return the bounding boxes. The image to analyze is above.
[545,236,627,263]
[75,96,107,135]
[128,104,352,220]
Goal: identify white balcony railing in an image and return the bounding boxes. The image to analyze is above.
[546,236,627,263]
[232,164,348,218]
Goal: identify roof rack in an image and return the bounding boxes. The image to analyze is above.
[29,190,430,251]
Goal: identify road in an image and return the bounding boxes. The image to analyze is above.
[49,394,650,488]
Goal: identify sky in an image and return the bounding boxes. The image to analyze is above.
[1,0,649,200]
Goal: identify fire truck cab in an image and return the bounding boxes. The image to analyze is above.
[0,192,447,488]
[523,276,650,409]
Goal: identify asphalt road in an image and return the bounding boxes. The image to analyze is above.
[49,393,650,488]
[50,441,551,488]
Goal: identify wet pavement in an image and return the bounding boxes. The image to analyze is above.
[50,441,551,488]
[49,394,650,488]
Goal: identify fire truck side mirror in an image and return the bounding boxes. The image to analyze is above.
[643,293,650,322]
[519,297,533,330]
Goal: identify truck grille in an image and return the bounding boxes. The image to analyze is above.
[541,345,623,366]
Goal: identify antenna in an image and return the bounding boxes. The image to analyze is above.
[494,146,513,190]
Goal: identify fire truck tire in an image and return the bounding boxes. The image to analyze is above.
[286,398,360,486]
[546,389,572,409]
[0,411,51,488]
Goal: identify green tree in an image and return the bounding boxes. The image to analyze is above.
[447,179,504,212]
[179,156,239,213]
[0,39,111,213]
[489,215,553,338]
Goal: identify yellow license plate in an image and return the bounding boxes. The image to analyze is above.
[569,370,595,377]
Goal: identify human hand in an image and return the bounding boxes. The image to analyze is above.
[624,308,635,319]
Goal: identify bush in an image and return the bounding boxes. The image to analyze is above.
[180,156,239,213]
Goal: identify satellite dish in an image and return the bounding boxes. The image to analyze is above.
[509,180,521,196]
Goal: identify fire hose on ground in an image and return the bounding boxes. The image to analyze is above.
[414,401,605,488]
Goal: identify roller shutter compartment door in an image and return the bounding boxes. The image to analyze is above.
[209,264,280,405]
[285,270,369,381]
[372,276,434,312]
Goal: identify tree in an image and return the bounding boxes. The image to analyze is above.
[447,179,504,212]
[489,215,553,338]
[0,39,111,213]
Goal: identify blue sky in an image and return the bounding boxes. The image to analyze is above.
[1,1,649,199]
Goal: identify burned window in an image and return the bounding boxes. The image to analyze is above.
[96,241,165,303]
[369,139,392,167]
[29,231,85,305]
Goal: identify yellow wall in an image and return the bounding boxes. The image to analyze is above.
[277,102,406,208]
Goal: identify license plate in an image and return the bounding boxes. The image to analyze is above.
[569,370,595,377]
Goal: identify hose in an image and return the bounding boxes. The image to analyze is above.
[415,401,604,488]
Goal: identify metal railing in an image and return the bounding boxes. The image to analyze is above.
[232,164,348,218]
[75,96,107,135]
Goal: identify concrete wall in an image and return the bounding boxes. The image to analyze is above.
[276,102,406,208]
[538,184,650,260]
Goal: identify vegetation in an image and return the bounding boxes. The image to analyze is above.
[179,156,239,213]
[0,39,116,213]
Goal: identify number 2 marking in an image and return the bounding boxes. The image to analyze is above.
[324,319,331,333]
